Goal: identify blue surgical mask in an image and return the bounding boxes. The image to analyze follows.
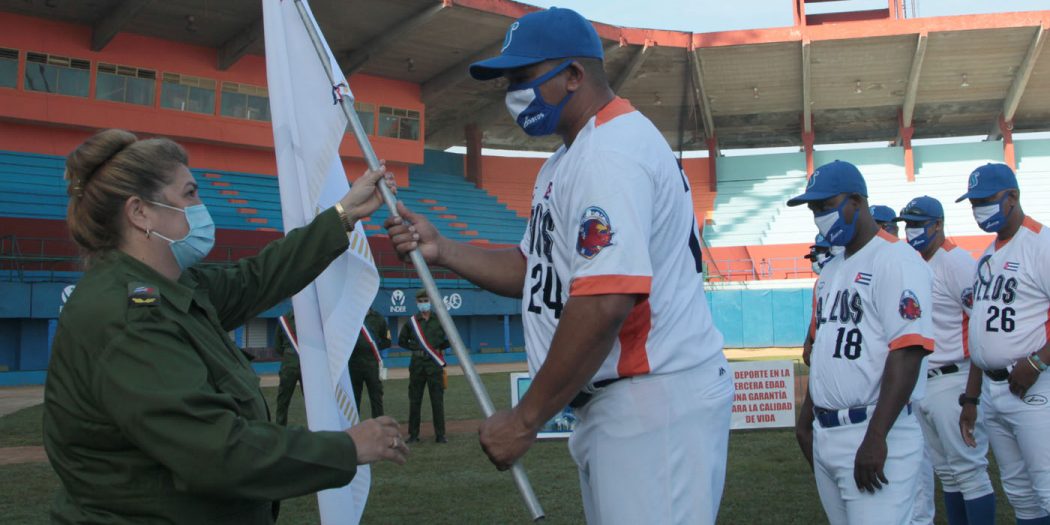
[150,201,216,271]
[906,222,935,251]
[813,198,857,247]
[418,302,432,313]
[505,60,574,137]
[973,196,1013,233]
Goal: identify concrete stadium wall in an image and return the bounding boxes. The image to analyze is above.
[0,283,811,382]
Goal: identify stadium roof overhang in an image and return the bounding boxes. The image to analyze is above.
[3,0,1049,152]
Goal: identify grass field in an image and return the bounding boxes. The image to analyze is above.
[0,372,1023,524]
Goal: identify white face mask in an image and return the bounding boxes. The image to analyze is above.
[905,228,925,242]
[814,211,838,239]
[973,203,997,223]
[829,246,845,257]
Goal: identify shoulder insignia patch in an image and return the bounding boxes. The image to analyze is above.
[128,282,160,307]
[898,289,922,320]
[576,206,614,259]
[961,287,974,309]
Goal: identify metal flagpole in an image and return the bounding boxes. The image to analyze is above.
[291,1,545,521]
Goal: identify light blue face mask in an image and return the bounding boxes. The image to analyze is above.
[505,60,575,137]
[417,302,432,313]
[150,201,216,271]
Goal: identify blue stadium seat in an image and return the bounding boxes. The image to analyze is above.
[0,150,526,244]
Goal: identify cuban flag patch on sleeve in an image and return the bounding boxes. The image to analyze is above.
[1004,261,1020,272]
[899,289,922,320]
[576,206,614,259]
[854,272,873,285]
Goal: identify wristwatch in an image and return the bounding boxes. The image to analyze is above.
[958,393,980,407]
[333,202,355,232]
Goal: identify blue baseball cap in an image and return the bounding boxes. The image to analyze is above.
[955,163,1018,203]
[786,160,868,207]
[869,205,897,224]
[469,7,604,81]
[814,234,831,248]
[898,196,944,222]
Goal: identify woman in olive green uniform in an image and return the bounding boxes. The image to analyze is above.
[43,129,409,524]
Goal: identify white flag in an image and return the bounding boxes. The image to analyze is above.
[263,1,379,523]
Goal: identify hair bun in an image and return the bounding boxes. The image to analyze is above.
[65,129,137,195]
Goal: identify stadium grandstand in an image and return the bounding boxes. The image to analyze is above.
[1,0,1049,384]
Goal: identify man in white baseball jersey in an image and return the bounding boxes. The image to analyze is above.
[791,160,933,525]
[898,196,996,524]
[384,8,732,524]
[958,163,1050,525]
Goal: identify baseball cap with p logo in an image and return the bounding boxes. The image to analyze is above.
[469,7,604,80]
[955,163,1018,202]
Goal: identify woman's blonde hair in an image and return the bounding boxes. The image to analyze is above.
[64,129,188,261]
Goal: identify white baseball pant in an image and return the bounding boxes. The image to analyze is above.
[910,447,935,525]
[568,359,734,525]
[915,363,993,499]
[983,370,1050,519]
[813,406,924,525]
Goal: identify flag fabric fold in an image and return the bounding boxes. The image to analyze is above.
[263,1,379,522]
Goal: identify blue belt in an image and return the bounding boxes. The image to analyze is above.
[813,403,912,429]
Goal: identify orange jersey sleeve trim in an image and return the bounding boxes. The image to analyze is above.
[942,239,958,252]
[595,97,636,127]
[877,230,899,243]
[962,313,970,358]
[570,275,652,297]
[1024,215,1044,234]
[617,298,652,377]
[889,333,934,352]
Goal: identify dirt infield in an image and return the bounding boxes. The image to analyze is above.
[0,446,47,465]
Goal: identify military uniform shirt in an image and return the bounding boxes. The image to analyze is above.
[43,208,359,524]
[350,310,391,368]
[399,313,448,357]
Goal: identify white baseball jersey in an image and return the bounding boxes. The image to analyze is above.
[518,97,722,382]
[926,240,976,368]
[808,231,934,410]
[968,217,1050,371]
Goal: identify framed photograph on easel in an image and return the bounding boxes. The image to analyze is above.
[510,372,577,439]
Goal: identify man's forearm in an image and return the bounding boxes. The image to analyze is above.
[867,346,926,438]
[514,294,636,431]
[439,241,526,298]
[964,362,983,398]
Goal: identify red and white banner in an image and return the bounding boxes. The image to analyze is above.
[409,316,446,367]
[360,326,384,367]
[277,314,300,354]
